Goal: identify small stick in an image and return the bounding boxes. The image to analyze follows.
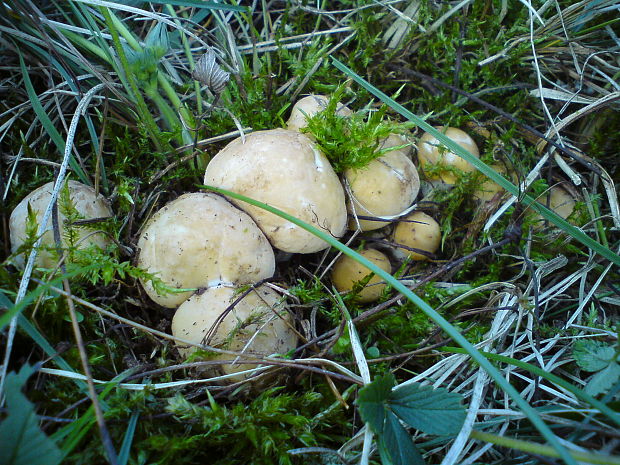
[51,194,119,465]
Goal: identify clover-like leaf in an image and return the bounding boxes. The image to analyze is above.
[584,363,620,396]
[378,413,425,465]
[573,340,617,372]
[0,365,62,465]
[389,383,466,436]
[357,373,396,434]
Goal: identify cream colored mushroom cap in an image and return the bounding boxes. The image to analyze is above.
[136,193,275,308]
[532,186,576,230]
[393,211,441,261]
[9,180,113,269]
[417,127,480,184]
[331,248,391,303]
[171,284,297,383]
[346,148,420,231]
[380,133,413,158]
[286,94,352,132]
[204,129,347,253]
[472,163,512,202]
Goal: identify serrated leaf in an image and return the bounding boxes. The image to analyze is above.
[357,374,396,433]
[585,363,620,396]
[378,413,425,465]
[573,340,617,372]
[0,365,62,465]
[389,383,466,436]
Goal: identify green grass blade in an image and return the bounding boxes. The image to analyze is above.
[17,52,89,185]
[144,0,247,11]
[202,184,577,465]
[442,347,620,427]
[330,57,620,268]
[118,411,139,465]
[470,431,620,465]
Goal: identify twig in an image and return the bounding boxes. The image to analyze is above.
[51,200,118,465]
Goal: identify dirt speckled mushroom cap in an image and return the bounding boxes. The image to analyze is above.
[392,211,441,261]
[171,284,297,383]
[9,180,113,269]
[417,127,479,185]
[286,94,352,132]
[331,248,391,303]
[346,147,420,231]
[204,129,347,253]
[137,193,275,308]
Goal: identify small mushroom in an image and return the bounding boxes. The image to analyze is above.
[417,127,480,185]
[532,186,576,229]
[392,211,441,261]
[171,284,297,383]
[346,137,420,231]
[472,163,512,203]
[286,94,352,132]
[9,180,113,269]
[204,129,348,253]
[331,248,391,303]
[136,193,275,308]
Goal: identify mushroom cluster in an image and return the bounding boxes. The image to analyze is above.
[136,192,298,383]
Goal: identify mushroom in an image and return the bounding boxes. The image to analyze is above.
[331,248,391,303]
[532,185,576,230]
[417,127,480,185]
[9,180,113,269]
[136,193,275,308]
[346,136,420,231]
[204,129,348,254]
[286,94,352,132]
[392,211,441,261]
[171,284,297,383]
[472,163,512,203]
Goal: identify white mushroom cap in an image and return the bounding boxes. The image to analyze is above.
[171,284,297,383]
[392,211,441,261]
[136,193,275,308]
[331,248,391,303]
[204,129,348,254]
[417,127,480,185]
[286,94,352,132]
[346,144,420,231]
[9,180,113,269]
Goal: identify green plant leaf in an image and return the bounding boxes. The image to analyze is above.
[573,340,617,372]
[389,383,466,436]
[585,363,620,396]
[357,374,396,433]
[0,365,62,465]
[378,413,425,465]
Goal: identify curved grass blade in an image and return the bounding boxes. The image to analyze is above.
[142,0,247,11]
[470,431,620,465]
[330,57,620,268]
[118,411,139,465]
[442,347,620,427]
[18,52,89,185]
[202,184,577,465]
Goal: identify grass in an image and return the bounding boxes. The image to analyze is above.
[1,1,619,464]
